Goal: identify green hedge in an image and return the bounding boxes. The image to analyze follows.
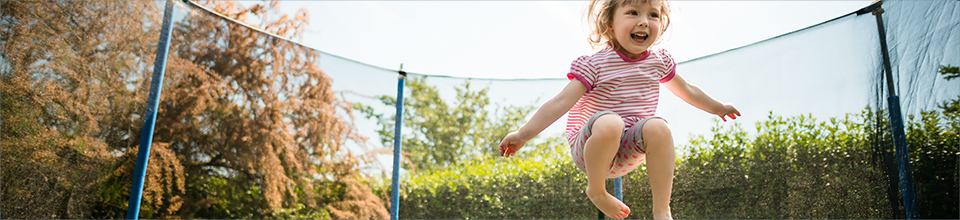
[390,140,597,219]
[906,109,959,219]
[668,111,892,219]
[382,108,958,219]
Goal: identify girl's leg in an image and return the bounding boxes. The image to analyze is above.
[583,114,630,219]
[642,118,675,219]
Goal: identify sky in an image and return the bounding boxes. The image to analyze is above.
[276,0,875,79]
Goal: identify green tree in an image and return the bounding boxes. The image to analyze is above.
[940,65,959,80]
[938,65,959,114]
[355,75,544,172]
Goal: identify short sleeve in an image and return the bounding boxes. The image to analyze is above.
[657,49,677,83]
[566,56,598,91]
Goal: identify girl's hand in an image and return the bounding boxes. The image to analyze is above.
[717,103,741,122]
[498,131,528,157]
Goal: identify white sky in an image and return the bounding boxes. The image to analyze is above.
[277,1,875,79]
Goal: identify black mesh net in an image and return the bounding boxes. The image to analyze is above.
[1,0,958,219]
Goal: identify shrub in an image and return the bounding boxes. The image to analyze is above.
[384,108,958,219]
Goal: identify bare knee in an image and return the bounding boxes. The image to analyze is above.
[591,114,625,139]
[642,118,672,141]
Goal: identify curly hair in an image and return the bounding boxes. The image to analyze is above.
[586,0,671,51]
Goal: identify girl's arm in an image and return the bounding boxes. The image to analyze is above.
[662,74,741,121]
[499,80,587,157]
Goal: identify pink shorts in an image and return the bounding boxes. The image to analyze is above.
[569,111,665,178]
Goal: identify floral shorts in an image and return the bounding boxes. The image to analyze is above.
[570,111,666,178]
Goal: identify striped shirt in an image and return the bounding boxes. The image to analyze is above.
[565,47,677,144]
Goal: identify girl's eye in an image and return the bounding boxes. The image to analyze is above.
[650,13,660,18]
[627,11,638,16]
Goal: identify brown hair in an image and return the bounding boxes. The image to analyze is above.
[586,0,671,51]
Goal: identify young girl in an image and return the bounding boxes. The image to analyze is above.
[498,0,740,219]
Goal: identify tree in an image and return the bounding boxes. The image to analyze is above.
[355,75,541,172]
[938,65,959,114]
[120,0,386,218]
[2,1,387,218]
[2,1,159,218]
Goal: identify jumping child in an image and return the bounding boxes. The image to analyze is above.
[498,0,741,219]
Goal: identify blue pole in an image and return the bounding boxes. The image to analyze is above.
[390,64,406,220]
[613,177,622,201]
[126,0,175,218]
[613,177,623,220]
[888,95,918,218]
[598,177,624,219]
[872,4,919,219]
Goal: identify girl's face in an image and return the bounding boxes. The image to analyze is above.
[611,1,663,59]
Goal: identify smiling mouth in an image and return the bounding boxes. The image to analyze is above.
[631,33,648,41]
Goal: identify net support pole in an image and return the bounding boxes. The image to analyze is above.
[126,0,176,218]
[390,64,407,220]
[614,177,623,220]
[598,177,624,219]
[872,3,919,219]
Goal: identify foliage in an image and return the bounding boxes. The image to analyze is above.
[906,110,960,219]
[940,65,959,81]
[1,1,160,218]
[391,108,959,219]
[938,65,960,115]
[671,111,893,219]
[382,137,599,219]
[909,65,960,218]
[1,0,386,219]
[355,75,536,172]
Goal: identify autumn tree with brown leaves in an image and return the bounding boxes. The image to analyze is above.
[1,1,161,218]
[2,0,387,218]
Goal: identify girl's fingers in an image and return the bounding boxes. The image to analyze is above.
[502,147,517,157]
[720,112,740,122]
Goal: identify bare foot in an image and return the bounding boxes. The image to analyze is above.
[586,188,630,219]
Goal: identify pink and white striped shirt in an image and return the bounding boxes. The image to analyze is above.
[564,46,677,144]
